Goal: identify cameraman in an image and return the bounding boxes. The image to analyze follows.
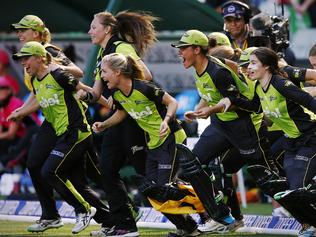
[222,1,252,50]
[221,1,296,65]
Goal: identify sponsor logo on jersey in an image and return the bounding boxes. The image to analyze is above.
[131,145,145,154]
[284,80,294,87]
[202,83,213,90]
[269,96,277,101]
[128,106,153,119]
[158,164,172,169]
[263,107,282,118]
[295,155,309,162]
[45,84,55,90]
[198,90,212,102]
[135,100,147,105]
[38,94,60,108]
[51,150,64,158]
[227,84,237,92]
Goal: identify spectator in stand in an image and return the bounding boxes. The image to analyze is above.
[309,43,316,68]
[0,77,27,172]
[0,49,19,96]
[290,0,316,27]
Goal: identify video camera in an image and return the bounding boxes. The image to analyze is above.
[249,13,290,57]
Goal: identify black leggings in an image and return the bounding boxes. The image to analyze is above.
[100,117,146,229]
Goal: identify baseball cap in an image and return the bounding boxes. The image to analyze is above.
[208,32,231,46]
[238,47,257,66]
[0,50,9,66]
[171,30,209,48]
[12,41,46,60]
[222,2,248,19]
[11,15,45,33]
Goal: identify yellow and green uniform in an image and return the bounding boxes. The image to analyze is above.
[231,74,316,189]
[31,68,93,214]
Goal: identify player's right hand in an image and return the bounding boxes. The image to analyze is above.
[92,121,106,133]
[184,111,197,123]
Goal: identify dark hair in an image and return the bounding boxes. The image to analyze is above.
[95,11,158,56]
[102,53,144,80]
[251,47,287,77]
[309,44,316,57]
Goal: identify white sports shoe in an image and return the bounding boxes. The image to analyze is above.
[27,218,63,232]
[90,226,113,236]
[298,224,316,237]
[272,207,291,218]
[198,218,235,233]
[72,206,97,234]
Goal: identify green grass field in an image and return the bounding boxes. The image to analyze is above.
[0,204,291,237]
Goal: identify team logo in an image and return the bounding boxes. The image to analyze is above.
[202,83,214,90]
[293,68,300,78]
[227,84,237,92]
[45,84,55,89]
[269,96,277,101]
[154,88,161,96]
[227,5,236,13]
[284,80,293,87]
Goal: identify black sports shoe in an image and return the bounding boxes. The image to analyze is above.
[106,227,139,237]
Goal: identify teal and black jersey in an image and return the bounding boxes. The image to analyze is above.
[31,68,90,136]
[232,75,316,138]
[113,79,172,149]
[195,58,249,121]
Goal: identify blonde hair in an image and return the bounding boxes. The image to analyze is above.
[209,46,242,61]
[94,11,158,56]
[40,27,51,44]
[102,53,144,80]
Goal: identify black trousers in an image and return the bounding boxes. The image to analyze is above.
[27,121,113,225]
[100,117,146,230]
[283,132,316,189]
[193,115,263,167]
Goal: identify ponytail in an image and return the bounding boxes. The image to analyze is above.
[41,27,51,44]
